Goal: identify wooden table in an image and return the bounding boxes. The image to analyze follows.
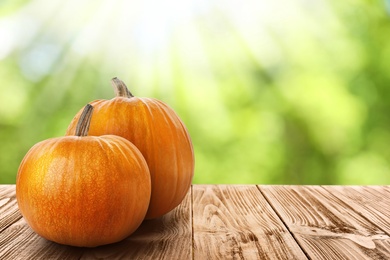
[1,185,389,259]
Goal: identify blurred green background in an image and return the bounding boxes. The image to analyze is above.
[1,0,390,185]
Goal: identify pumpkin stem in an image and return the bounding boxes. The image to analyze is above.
[111,77,134,98]
[75,104,94,137]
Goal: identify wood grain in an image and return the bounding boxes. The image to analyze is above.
[260,185,390,260]
[323,186,390,235]
[192,185,307,259]
[1,185,390,259]
[80,189,192,259]
[0,185,21,233]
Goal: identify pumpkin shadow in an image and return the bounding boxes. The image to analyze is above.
[81,215,184,258]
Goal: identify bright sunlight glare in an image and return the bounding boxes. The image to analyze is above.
[0,0,335,83]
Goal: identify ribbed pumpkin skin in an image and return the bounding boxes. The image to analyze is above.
[16,135,151,247]
[66,97,194,219]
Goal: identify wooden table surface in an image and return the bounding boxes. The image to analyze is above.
[1,185,389,259]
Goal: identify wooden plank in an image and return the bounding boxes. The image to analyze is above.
[260,185,390,260]
[323,186,390,235]
[192,185,307,260]
[0,185,22,233]
[3,184,389,259]
[80,189,192,259]
[0,218,84,259]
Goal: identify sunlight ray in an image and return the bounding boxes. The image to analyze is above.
[71,0,116,56]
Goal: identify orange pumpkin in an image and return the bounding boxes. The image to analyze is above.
[66,78,194,219]
[16,104,151,247]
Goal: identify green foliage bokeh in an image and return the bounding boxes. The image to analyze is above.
[1,0,390,184]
